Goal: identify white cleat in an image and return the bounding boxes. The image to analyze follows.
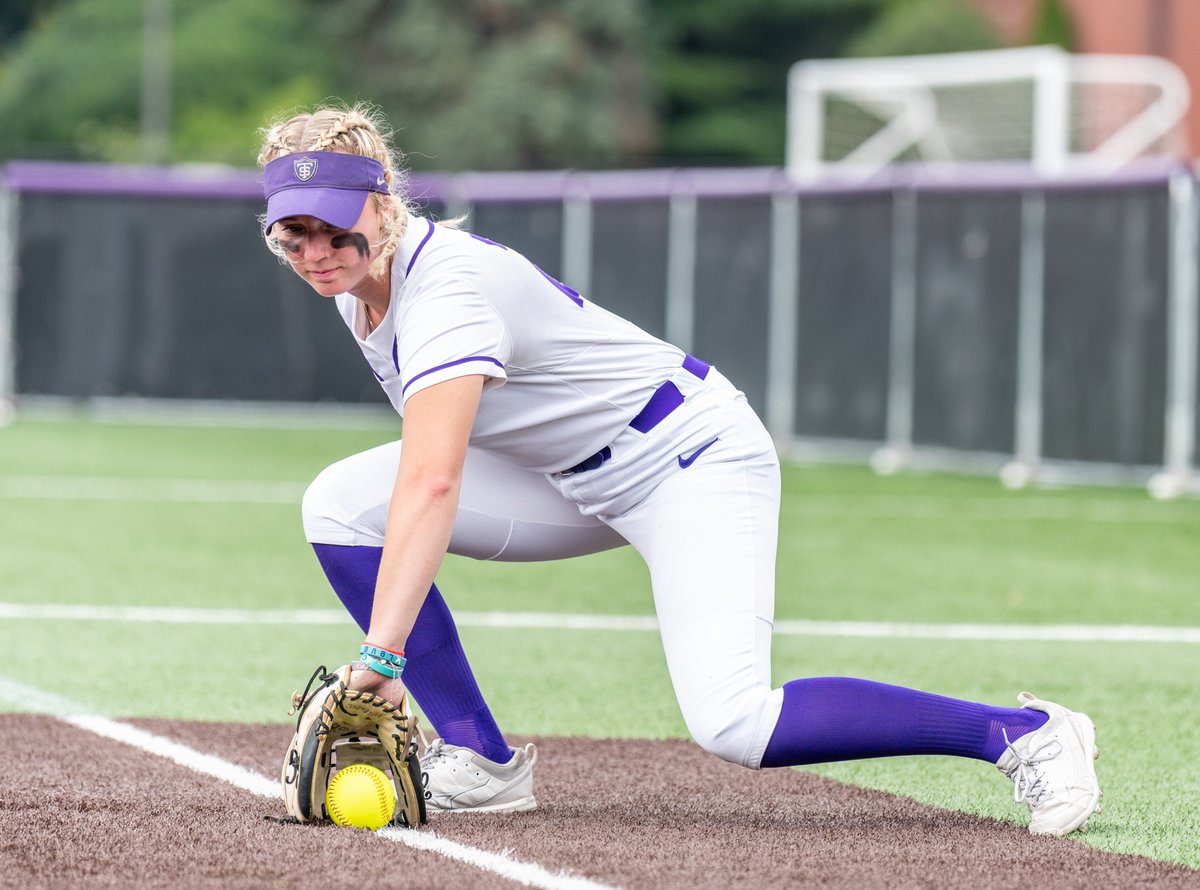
[996,691,1102,836]
[420,738,538,813]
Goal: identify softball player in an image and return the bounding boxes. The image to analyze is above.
[257,104,1101,835]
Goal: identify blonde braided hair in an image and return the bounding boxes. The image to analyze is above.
[257,102,413,280]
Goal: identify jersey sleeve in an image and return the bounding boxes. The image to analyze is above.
[396,284,511,403]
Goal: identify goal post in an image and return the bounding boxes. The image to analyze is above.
[787,45,1190,181]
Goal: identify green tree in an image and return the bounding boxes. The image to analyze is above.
[1033,0,1075,51]
[0,0,337,164]
[846,0,1002,58]
[0,0,656,170]
[0,0,1013,170]
[650,0,883,166]
[319,0,657,171]
[0,0,61,51]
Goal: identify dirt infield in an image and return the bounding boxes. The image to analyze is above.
[1,715,1196,889]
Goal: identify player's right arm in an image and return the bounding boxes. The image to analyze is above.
[357,374,485,679]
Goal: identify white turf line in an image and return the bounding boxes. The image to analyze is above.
[2,474,1199,522]
[0,475,305,504]
[0,677,618,890]
[1,601,1198,644]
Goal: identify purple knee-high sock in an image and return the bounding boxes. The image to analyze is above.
[310,543,511,763]
[760,677,1049,768]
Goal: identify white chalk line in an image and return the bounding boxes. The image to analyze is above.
[0,475,304,504]
[2,474,1198,522]
[1,601,1197,644]
[0,676,617,890]
[785,496,1199,524]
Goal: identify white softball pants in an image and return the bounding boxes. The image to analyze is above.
[302,368,785,769]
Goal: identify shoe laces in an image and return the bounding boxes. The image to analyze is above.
[420,737,452,769]
[418,738,456,801]
[1003,728,1062,808]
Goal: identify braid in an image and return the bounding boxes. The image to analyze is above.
[257,125,297,168]
[307,118,364,154]
[257,101,413,279]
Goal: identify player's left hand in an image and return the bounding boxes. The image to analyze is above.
[280,663,426,827]
[348,661,408,704]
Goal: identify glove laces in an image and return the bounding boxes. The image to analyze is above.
[1002,727,1062,808]
[287,665,345,735]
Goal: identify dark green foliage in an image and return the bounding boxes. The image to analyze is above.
[0,0,59,49]
[1033,0,1076,51]
[318,0,656,171]
[846,0,1002,59]
[650,0,882,165]
[0,0,339,163]
[0,0,1010,168]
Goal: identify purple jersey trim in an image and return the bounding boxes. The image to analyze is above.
[628,357,710,436]
[630,381,683,433]
[682,353,710,380]
[406,218,436,276]
[402,356,504,396]
[629,354,710,433]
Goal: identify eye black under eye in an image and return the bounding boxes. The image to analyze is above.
[331,232,371,258]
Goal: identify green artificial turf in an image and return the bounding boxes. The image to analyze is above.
[1,415,1197,868]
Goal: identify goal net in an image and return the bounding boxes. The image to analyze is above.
[787,45,1190,181]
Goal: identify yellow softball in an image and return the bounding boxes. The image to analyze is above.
[326,763,396,830]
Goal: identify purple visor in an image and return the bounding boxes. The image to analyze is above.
[262,151,389,233]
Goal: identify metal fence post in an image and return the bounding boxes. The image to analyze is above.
[1002,189,1047,488]
[0,179,16,425]
[562,181,593,297]
[1149,167,1199,498]
[665,189,697,352]
[767,189,800,445]
[872,185,918,473]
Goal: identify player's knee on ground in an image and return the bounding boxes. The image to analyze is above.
[678,684,780,770]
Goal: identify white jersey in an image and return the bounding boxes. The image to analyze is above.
[334,216,685,474]
[317,216,785,772]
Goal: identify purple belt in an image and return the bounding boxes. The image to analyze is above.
[560,354,710,476]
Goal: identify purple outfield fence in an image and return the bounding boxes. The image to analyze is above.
[1,158,1196,494]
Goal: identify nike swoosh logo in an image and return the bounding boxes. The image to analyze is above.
[677,438,718,469]
[445,781,491,804]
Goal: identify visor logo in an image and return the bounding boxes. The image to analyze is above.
[293,157,318,182]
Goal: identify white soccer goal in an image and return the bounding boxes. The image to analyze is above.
[787,45,1190,181]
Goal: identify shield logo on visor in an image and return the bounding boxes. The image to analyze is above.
[293,157,318,182]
